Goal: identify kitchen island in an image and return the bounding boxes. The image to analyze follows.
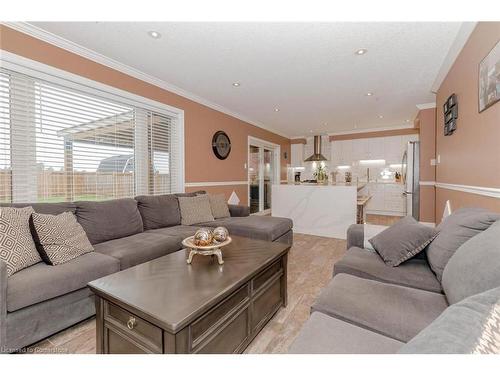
[271,184,358,239]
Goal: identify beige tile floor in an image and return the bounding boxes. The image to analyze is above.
[25,215,393,354]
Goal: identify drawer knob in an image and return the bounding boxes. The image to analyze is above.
[127,317,137,330]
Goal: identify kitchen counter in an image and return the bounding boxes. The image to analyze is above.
[271,184,357,239]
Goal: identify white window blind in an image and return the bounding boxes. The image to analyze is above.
[0,67,183,203]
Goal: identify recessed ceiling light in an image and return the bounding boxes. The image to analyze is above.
[405,119,410,123]
[232,82,241,87]
[148,31,161,39]
[366,92,374,96]
[323,122,328,126]
[378,115,384,119]
[355,49,368,55]
[274,108,280,112]
[309,130,313,133]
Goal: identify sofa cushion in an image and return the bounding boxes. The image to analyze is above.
[75,199,144,244]
[146,225,201,248]
[135,194,181,230]
[6,252,119,312]
[334,247,442,293]
[427,207,500,281]
[442,220,500,305]
[399,287,500,354]
[368,216,437,266]
[0,206,42,277]
[228,204,250,217]
[289,312,403,354]
[312,273,448,342]
[93,232,181,270]
[31,211,94,266]
[0,202,77,215]
[208,194,230,219]
[197,216,293,242]
[178,195,214,225]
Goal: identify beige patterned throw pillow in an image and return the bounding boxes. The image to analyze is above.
[0,206,41,276]
[209,194,230,219]
[472,302,500,354]
[31,211,94,266]
[178,194,214,225]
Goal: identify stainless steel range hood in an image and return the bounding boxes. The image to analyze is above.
[304,135,328,162]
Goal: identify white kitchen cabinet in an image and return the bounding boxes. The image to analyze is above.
[384,136,403,164]
[290,143,304,167]
[339,140,352,165]
[366,183,385,211]
[368,138,385,160]
[331,140,352,166]
[365,182,405,215]
[351,138,370,160]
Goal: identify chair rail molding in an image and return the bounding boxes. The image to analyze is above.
[419,181,436,186]
[435,182,500,199]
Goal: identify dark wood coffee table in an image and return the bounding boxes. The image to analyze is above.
[88,235,290,354]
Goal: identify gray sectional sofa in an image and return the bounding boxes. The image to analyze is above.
[0,193,293,353]
[290,208,500,354]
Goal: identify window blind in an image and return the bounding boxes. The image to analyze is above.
[0,73,11,203]
[0,68,182,203]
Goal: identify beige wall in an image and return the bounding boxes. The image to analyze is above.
[0,25,291,206]
[435,22,500,221]
[415,108,436,223]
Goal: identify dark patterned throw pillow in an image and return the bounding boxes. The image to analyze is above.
[0,206,41,276]
[31,211,94,265]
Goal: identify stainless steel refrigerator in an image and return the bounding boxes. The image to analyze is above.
[401,141,420,220]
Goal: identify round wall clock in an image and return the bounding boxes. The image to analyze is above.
[212,131,231,160]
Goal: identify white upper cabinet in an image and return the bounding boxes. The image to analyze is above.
[340,140,352,165]
[290,143,304,167]
[368,138,385,160]
[351,138,370,160]
[384,136,403,163]
[331,140,353,166]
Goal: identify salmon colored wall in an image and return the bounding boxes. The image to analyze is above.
[0,25,291,206]
[435,22,500,221]
[415,108,436,223]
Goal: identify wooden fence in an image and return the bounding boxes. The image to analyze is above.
[0,170,171,202]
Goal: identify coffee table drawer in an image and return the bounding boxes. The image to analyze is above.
[190,285,249,345]
[104,302,162,352]
[105,324,150,354]
[252,260,282,293]
[252,277,283,330]
[195,307,250,354]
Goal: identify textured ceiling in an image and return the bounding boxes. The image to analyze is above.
[29,22,462,138]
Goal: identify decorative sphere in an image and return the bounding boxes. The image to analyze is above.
[193,228,213,246]
[212,226,229,243]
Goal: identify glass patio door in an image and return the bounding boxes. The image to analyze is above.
[248,140,277,214]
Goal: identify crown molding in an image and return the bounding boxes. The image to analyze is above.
[431,22,477,93]
[416,102,436,110]
[2,22,291,139]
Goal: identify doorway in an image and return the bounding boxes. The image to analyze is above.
[248,137,280,215]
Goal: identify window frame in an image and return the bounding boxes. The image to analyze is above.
[0,51,185,200]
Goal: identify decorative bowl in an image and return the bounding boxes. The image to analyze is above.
[182,235,232,250]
